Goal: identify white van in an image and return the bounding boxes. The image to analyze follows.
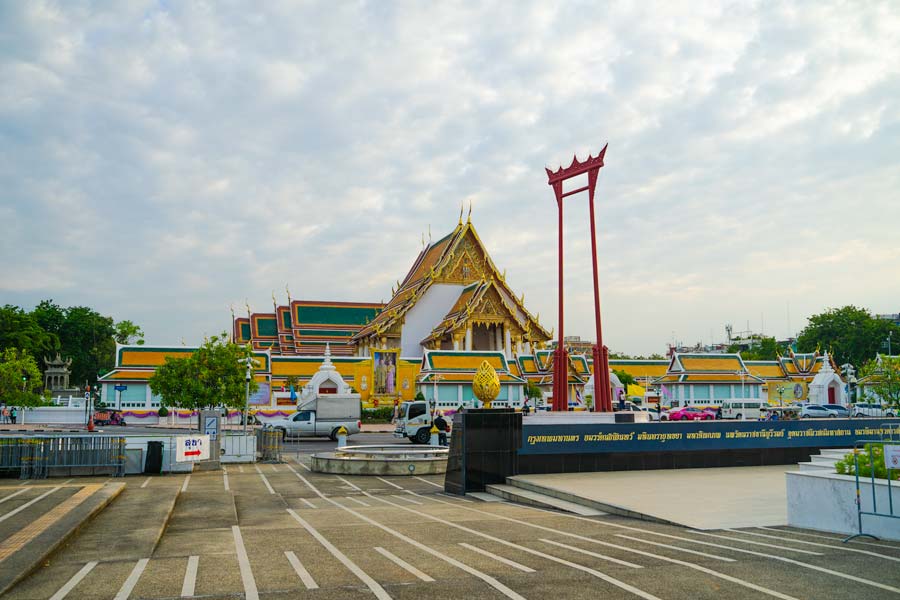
[720,401,767,420]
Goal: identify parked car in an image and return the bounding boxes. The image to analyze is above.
[851,402,898,418]
[800,404,832,419]
[822,404,850,418]
[720,401,767,420]
[662,406,715,421]
[615,401,661,421]
[92,409,127,426]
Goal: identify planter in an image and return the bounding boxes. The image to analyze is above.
[787,470,900,541]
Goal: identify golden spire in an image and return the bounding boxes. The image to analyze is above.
[428,224,432,243]
[285,284,292,304]
[244,299,251,319]
[467,200,472,223]
[458,202,464,225]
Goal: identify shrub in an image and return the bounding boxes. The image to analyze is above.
[835,443,899,481]
[362,406,395,422]
[157,406,169,417]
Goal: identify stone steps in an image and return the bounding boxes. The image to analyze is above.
[484,484,606,516]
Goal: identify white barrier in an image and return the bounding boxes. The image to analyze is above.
[787,470,900,541]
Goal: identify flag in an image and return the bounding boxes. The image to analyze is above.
[289,384,297,403]
[575,389,583,404]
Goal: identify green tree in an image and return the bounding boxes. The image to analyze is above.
[797,306,900,368]
[859,356,900,408]
[57,306,117,387]
[0,348,50,407]
[0,305,59,359]
[524,381,543,400]
[149,333,258,429]
[114,320,145,345]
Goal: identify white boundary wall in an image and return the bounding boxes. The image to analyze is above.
[787,470,900,541]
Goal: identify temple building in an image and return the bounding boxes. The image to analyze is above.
[101,216,584,413]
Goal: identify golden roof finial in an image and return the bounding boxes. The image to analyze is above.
[458,202,464,225]
[428,224,431,243]
[285,284,291,303]
[244,299,251,318]
[421,231,426,249]
[467,200,472,223]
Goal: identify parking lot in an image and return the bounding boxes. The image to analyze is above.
[2,452,900,600]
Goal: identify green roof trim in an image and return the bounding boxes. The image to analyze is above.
[240,323,251,340]
[282,311,292,328]
[297,329,354,337]
[296,305,381,326]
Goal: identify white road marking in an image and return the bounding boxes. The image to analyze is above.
[363,492,659,600]
[223,472,230,491]
[726,528,900,563]
[270,464,279,472]
[0,488,28,504]
[140,477,151,489]
[392,494,423,505]
[335,475,363,491]
[376,476,404,490]
[460,542,536,573]
[292,455,311,471]
[285,550,319,589]
[49,561,97,600]
[181,475,191,493]
[232,526,259,600]
[540,538,643,568]
[223,465,228,473]
[400,490,800,600]
[298,497,317,509]
[255,465,275,495]
[181,555,199,597]
[61,479,74,485]
[113,558,149,600]
[238,465,245,473]
[759,526,900,550]
[687,530,823,555]
[375,546,435,581]
[626,528,900,595]
[414,476,443,488]
[21,480,31,486]
[615,535,736,562]
[345,496,370,507]
[0,487,60,523]
[293,470,530,600]
[288,509,392,600]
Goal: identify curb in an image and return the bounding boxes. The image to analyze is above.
[0,482,126,596]
[149,483,182,555]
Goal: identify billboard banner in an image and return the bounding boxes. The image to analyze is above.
[520,420,894,455]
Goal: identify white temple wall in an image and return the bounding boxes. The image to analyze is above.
[399,284,466,357]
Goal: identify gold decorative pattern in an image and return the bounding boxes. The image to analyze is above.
[472,360,501,408]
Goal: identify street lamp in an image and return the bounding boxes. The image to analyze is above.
[776,385,786,408]
[885,331,894,357]
[431,374,443,424]
[737,370,746,420]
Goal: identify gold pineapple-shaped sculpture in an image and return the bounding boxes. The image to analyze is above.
[472,360,501,408]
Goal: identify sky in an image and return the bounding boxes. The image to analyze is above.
[2,1,899,356]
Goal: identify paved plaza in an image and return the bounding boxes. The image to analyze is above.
[2,455,900,600]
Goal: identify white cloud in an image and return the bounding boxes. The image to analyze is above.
[1,0,899,354]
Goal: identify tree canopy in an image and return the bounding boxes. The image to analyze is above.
[0,300,143,387]
[0,348,50,407]
[149,333,259,413]
[728,336,781,360]
[797,306,900,368]
[860,355,900,408]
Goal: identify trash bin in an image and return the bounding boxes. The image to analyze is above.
[144,441,163,474]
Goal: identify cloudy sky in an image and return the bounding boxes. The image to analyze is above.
[2,1,899,355]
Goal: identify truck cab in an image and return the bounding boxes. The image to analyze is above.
[268,397,362,441]
[393,401,443,444]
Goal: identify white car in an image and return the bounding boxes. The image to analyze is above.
[851,403,897,418]
[800,404,833,418]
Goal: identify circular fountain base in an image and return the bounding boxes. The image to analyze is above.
[310,445,448,476]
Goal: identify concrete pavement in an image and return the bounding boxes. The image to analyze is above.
[2,458,900,599]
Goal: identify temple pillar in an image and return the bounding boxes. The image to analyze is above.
[494,326,502,351]
[465,326,472,351]
[504,327,512,358]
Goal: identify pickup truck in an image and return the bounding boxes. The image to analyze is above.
[268,397,361,441]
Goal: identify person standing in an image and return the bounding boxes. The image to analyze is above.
[434,411,448,446]
[10,407,17,425]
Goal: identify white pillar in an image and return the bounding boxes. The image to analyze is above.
[453,337,460,351]
[465,326,472,351]
[504,328,512,358]
[494,326,502,351]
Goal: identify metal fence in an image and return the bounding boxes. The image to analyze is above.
[846,422,900,542]
[256,428,283,463]
[0,435,126,480]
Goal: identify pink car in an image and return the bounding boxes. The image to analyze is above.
[663,406,715,421]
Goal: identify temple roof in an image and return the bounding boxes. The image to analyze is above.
[655,352,764,384]
[352,220,550,343]
[417,350,525,384]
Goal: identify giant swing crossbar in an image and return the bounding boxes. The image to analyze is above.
[546,144,612,413]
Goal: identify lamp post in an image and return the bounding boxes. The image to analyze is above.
[776,385,786,408]
[431,374,443,422]
[885,331,893,357]
[737,370,746,420]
